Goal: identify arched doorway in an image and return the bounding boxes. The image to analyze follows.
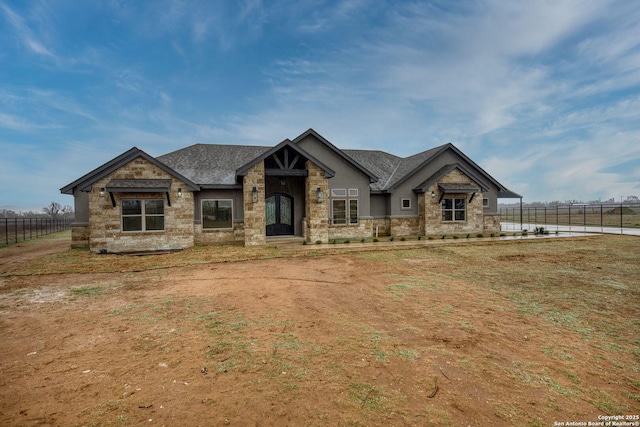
[265,193,294,236]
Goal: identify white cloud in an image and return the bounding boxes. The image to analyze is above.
[0,2,56,58]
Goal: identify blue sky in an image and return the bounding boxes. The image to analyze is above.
[1,0,639,212]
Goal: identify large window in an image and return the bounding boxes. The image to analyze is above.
[122,199,165,231]
[441,198,466,221]
[202,199,233,229]
[331,188,359,225]
[332,200,347,225]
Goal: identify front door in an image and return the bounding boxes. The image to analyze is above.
[266,193,294,236]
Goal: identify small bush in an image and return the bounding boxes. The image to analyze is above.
[417,235,422,240]
[522,230,528,236]
[441,235,446,239]
[477,233,484,238]
[428,236,434,240]
[389,236,394,242]
[400,237,406,241]
[360,238,365,243]
[466,234,471,239]
[302,240,307,245]
[499,233,506,237]
[344,239,351,244]
[373,238,379,242]
[315,240,322,245]
[490,233,495,237]
[331,239,337,244]
[453,235,459,239]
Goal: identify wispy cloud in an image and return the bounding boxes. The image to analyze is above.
[0,2,55,58]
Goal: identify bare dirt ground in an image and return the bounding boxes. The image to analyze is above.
[0,234,639,426]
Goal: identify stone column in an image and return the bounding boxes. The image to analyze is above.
[305,161,329,243]
[243,161,266,246]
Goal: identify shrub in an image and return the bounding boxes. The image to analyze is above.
[389,236,394,242]
[476,233,484,238]
[360,238,365,243]
[417,235,422,240]
[466,234,471,239]
[441,235,446,239]
[428,236,434,240]
[400,237,406,241]
[499,233,506,237]
[453,235,459,239]
[302,240,307,245]
[373,238,379,242]
[344,239,351,244]
[522,230,528,236]
[315,240,322,245]
[490,233,495,237]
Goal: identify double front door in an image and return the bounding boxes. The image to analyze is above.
[266,193,293,236]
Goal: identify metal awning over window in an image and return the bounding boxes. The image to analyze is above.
[438,183,479,193]
[104,179,173,207]
[437,183,480,203]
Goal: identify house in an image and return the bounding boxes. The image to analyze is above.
[60,128,521,253]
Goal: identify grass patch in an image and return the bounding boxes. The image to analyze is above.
[70,285,108,297]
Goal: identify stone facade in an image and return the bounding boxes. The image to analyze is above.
[390,217,420,236]
[304,161,329,243]
[242,162,266,247]
[70,224,90,248]
[328,219,373,240]
[483,214,501,234]
[88,157,194,253]
[422,169,485,236]
[195,222,245,245]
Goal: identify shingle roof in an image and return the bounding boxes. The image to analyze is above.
[342,150,402,191]
[157,144,271,186]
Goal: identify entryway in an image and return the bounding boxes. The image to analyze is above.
[266,193,294,236]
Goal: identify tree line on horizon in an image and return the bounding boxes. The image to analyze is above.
[0,202,74,219]
[499,195,639,208]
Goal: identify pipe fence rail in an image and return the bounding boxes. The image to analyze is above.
[1,217,73,246]
[500,203,640,233]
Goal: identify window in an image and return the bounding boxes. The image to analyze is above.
[202,200,233,229]
[122,199,165,231]
[332,189,359,225]
[483,198,489,207]
[332,200,347,225]
[401,198,411,210]
[349,199,358,224]
[441,198,466,222]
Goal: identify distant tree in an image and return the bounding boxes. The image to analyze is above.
[624,195,639,203]
[42,202,72,218]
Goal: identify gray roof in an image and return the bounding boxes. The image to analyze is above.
[157,144,271,186]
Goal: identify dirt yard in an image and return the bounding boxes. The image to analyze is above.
[1,234,639,426]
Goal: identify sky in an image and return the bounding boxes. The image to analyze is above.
[1,0,639,212]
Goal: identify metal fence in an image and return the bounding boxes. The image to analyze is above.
[1,217,73,246]
[500,203,640,231]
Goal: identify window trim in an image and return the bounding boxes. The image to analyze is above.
[348,188,358,197]
[202,199,234,230]
[401,198,412,210]
[121,199,165,232]
[331,199,347,225]
[331,188,347,197]
[441,197,466,222]
[349,199,358,224]
[483,198,489,207]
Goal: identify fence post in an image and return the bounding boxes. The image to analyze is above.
[621,202,623,233]
[4,218,7,245]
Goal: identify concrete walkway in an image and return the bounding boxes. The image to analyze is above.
[501,222,640,236]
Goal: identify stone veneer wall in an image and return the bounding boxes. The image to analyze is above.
[88,157,194,253]
[70,223,90,248]
[483,214,501,234]
[422,169,484,235]
[372,218,390,236]
[195,222,245,245]
[328,219,373,240]
[389,217,420,236]
[304,161,329,243]
[242,162,266,247]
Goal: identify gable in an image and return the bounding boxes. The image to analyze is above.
[292,129,378,183]
[60,147,199,194]
[236,139,335,179]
